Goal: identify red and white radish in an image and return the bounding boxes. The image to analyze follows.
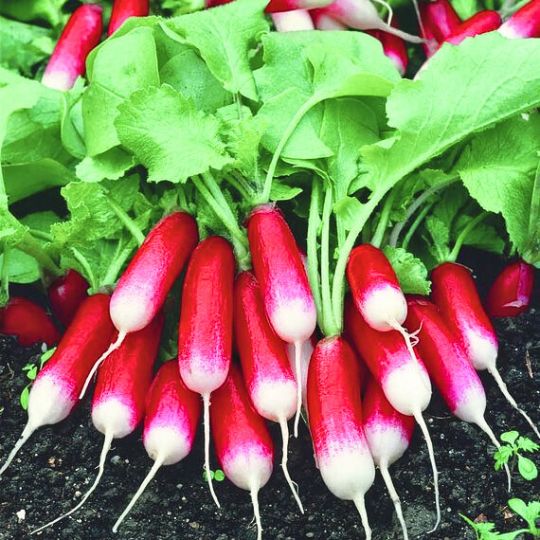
[108,0,149,35]
[345,298,441,530]
[178,236,235,508]
[48,269,89,327]
[363,377,415,540]
[431,263,539,439]
[405,296,512,489]
[419,0,461,42]
[211,364,274,540]
[0,297,60,347]
[207,0,333,12]
[42,4,103,91]
[307,336,375,540]
[272,9,315,31]
[0,294,114,478]
[310,8,347,29]
[247,205,316,436]
[31,314,163,533]
[486,260,535,318]
[235,271,303,512]
[80,211,198,398]
[499,0,540,39]
[366,26,409,75]
[113,360,201,532]
[445,10,501,45]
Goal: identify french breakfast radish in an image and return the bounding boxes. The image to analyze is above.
[108,0,149,35]
[486,260,535,318]
[310,8,347,29]
[235,271,303,512]
[207,0,333,12]
[444,11,502,45]
[0,297,60,347]
[272,9,315,31]
[431,263,539,439]
[80,211,198,398]
[345,298,441,530]
[419,0,461,41]
[41,4,103,91]
[366,26,409,75]
[499,0,540,38]
[363,377,415,540]
[0,294,114,478]
[178,236,235,508]
[307,336,376,539]
[113,360,201,532]
[31,314,164,534]
[405,296,512,490]
[247,205,316,437]
[48,269,89,327]
[211,365,274,540]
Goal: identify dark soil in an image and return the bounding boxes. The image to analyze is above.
[0,312,539,540]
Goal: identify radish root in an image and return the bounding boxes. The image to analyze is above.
[0,422,36,478]
[249,481,263,540]
[388,318,422,364]
[379,461,409,540]
[353,494,372,540]
[279,418,304,513]
[203,393,220,508]
[293,341,303,438]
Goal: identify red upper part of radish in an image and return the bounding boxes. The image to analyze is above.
[431,262,498,372]
[108,0,149,35]
[347,244,407,331]
[247,205,316,344]
[91,313,164,438]
[144,360,201,465]
[111,211,198,336]
[499,0,540,38]
[445,10,502,45]
[235,271,297,422]
[211,364,274,491]
[207,0,332,12]
[48,269,89,328]
[405,296,486,422]
[41,4,103,91]
[486,261,535,318]
[307,336,375,500]
[420,0,461,41]
[272,9,315,32]
[0,297,60,347]
[178,236,234,395]
[366,27,409,75]
[345,297,431,416]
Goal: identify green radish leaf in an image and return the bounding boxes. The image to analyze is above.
[0,249,40,284]
[26,366,37,380]
[214,469,225,482]
[0,0,69,27]
[76,148,136,183]
[517,456,538,481]
[517,436,540,453]
[40,347,56,368]
[383,246,431,295]
[500,431,520,445]
[20,385,30,410]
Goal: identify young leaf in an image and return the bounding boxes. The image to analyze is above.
[517,436,540,453]
[20,385,30,410]
[517,455,538,481]
[500,431,520,445]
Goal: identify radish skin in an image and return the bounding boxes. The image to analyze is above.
[31,314,163,534]
[499,0,540,38]
[431,263,539,439]
[113,361,201,532]
[363,377,415,540]
[42,4,103,91]
[247,205,316,437]
[48,269,89,327]
[178,236,235,508]
[445,11,501,44]
[211,365,274,540]
[235,271,303,512]
[0,295,114,478]
[307,336,375,540]
[419,0,461,42]
[207,0,333,12]
[108,0,149,35]
[272,9,315,31]
[366,26,409,75]
[310,8,347,28]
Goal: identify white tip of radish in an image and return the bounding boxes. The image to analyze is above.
[41,70,74,91]
[203,394,220,508]
[362,286,407,331]
[278,418,304,513]
[181,366,227,396]
[379,463,409,540]
[270,300,317,344]
[144,426,191,466]
[222,449,273,492]
[253,380,297,422]
[383,363,431,416]
[464,329,498,371]
[272,9,314,32]
[498,24,520,39]
[92,398,134,439]
[353,495,372,540]
[364,426,409,466]
[314,14,347,30]
[453,385,487,424]
[110,296,152,335]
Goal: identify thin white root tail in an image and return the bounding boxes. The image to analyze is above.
[372,0,394,25]
[378,22,425,44]
[79,332,126,399]
[388,319,422,364]
[293,341,303,438]
[203,393,220,508]
[112,456,164,533]
[279,418,304,513]
[489,367,540,441]
[0,423,35,479]
[31,431,114,535]
[353,494,372,540]
[379,463,409,540]
[250,484,263,540]
[414,411,441,532]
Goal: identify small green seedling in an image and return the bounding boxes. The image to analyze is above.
[494,431,539,482]
[461,498,540,539]
[20,347,56,410]
[202,468,225,482]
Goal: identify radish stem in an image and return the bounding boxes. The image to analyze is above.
[107,198,145,246]
[307,179,323,326]
[321,188,338,337]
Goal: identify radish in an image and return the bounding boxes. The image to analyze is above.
[307,336,375,540]
[344,298,441,530]
[499,0,540,38]
[0,297,60,347]
[310,8,347,29]
[363,377,415,540]
[419,0,461,41]
[311,0,424,42]
[405,296,512,489]
[31,314,163,534]
[80,211,198,398]
[444,11,502,45]
[113,360,201,532]
[366,26,409,75]
[178,236,235,508]
[486,260,535,318]
[207,0,333,12]
[41,4,103,91]
[286,337,314,409]
[234,271,303,512]
[272,9,315,31]
[0,294,114,478]
[48,269,89,327]
[247,205,316,437]
[211,364,274,540]
[431,263,539,439]
[108,0,149,35]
